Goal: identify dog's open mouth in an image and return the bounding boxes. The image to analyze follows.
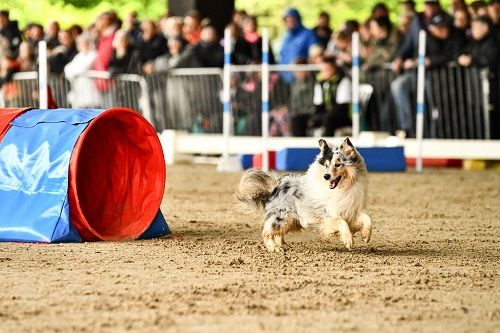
[329,176,342,189]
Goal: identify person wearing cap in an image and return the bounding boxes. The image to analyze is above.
[391,12,465,137]
[279,7,317,83]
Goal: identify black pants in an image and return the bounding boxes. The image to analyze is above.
[324,108,351,137]
[291,114,311,137]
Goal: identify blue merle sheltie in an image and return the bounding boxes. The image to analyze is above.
[237,138,372,251]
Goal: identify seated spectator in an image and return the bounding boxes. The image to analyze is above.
[279,7,317,82]
[48,30,78,74]
[289,57,315,136]
[45,21,60,50]
[17,41,36,71]
[391,13,465,137]
[313,12,333,49]
[312,55,351,137]
[0,10,21,57]
[64,32,101,108]
[108,29,141,74]
[137,20,167,64]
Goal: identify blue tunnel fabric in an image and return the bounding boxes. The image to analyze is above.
[0,109,101,242]
[0,108,170,242]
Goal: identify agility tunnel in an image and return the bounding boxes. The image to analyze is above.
[0,107,170,243]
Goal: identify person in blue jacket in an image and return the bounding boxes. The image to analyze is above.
[279,8,317,82]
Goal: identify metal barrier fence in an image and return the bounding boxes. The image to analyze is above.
[0,71,152,123]
[0,64,495,139]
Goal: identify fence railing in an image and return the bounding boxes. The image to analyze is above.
[0,63,495,139]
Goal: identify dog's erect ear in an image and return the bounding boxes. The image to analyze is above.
[319,139,329,152]
[344,137,354,148]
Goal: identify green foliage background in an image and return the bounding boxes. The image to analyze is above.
[2,0,452,34]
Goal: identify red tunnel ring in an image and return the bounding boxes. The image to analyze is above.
[68,107,166,241]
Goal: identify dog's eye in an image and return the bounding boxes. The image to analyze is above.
[334,163,342,168]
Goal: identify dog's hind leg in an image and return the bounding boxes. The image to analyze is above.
[262,215,301,252]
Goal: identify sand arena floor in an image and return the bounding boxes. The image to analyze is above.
[1,164,499,332]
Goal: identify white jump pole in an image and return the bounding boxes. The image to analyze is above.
[222,28,232,159]
[217,28,241,172]
[38,40,48,109]
[261,28,270,172]
[416,30,426,173]
[351,32,360,139]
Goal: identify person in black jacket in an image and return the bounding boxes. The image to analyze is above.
[0,10,21,56]
[137,20,167,64]
[48,30,78,74]
[458,15,500,138]
[108,29,141,74]
[188,25,224,68]
[458,15,499,69]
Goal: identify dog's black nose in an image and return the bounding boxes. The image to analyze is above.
[324,174,331,180]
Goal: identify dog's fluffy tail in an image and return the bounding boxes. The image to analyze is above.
[236,168,278,211]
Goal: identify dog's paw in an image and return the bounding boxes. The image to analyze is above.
[359,213,372,243]
[263,234,285,252]
[341,233,353,250]
[361,225,372,243]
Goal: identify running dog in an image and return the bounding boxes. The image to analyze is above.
[236,138,372,251]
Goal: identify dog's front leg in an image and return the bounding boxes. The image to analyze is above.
[322,217,353,250]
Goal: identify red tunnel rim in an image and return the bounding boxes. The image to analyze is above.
[68,107,166,241]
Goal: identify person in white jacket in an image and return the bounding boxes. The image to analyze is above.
[64,32,101,108]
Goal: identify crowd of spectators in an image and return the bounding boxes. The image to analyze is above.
[0,0,499,137]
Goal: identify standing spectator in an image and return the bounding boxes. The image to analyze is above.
[371,3,390,19]
[279,8,317,82]
[289,57,315,136]
[108,30,141,74]
[137,20,167,64]
[458,15,500,138]
[326,30,352,70]
[187,25,224,67]
[17,41,36,71]
[45,21,60,50]
[313,12,333,49]
[0,10,21,56]
[68,24,83,40]
[399,1,417,35]
[48,30,78,74]
[24,23,44,55]
[124,11,141,47]
[470,1,489,17]
[488,0,500,40]
[143,35,186,73]
[183,10,202,45]
[392,0,444,73]
[401,0,417,15]
[312,55,351,137]
[0,51,21,106]
[64,32,101,108]
[454,8,471,35]
[93,12,119,72]
[391,13,465,137]
[451,0,468,13]
[232,9,247,36]
[244,16,274,63]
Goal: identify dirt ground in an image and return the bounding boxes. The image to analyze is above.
[1,164,499,332]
